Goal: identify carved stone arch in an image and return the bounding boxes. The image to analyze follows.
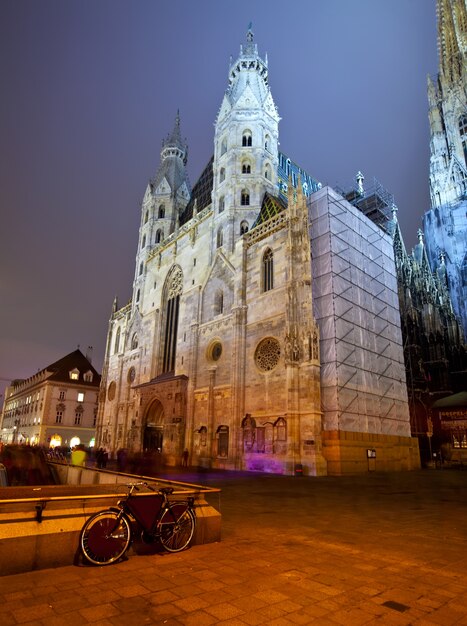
[163,264,183,299]
[242,129,252,147]
[200,253,235,323]
[160,265,184,374]
[143,398,165,452]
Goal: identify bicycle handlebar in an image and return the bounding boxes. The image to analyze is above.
[125,482,174,496]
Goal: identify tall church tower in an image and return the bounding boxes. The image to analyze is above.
[423,0,467,334]
[212,25,280,255]
[133,113,191,311]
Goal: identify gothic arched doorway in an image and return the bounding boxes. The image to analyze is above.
[143,399,164,452]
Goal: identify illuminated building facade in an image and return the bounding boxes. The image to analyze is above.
[423,0,467,336]
[0,349,100,448]
[96,28,418,475]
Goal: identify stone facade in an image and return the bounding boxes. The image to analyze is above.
[423,0,467,335]
[96,28,417,475]
[0,349,100,448]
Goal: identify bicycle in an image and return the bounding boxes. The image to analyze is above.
[79,482,196,565]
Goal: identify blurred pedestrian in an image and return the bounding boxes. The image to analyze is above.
[71,444,87,467]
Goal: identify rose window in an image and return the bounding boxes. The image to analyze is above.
[255,338,281,372]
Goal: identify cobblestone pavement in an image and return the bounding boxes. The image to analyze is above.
[1,468,467,625]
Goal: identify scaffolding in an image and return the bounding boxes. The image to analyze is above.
[310,187,411,438]
[335,177,394,234]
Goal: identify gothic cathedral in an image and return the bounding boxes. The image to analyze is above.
[424,0,467,335]
[97,27,418,475]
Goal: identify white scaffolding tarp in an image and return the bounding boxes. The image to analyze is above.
[310,187,410,438]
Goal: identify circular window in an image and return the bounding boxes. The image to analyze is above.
[127,367,136,383]
[207,341,223,362]
[108,381,116,401]
[255,337,281,372]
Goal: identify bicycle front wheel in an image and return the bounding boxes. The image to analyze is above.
[80,510,131,565]
[159,505,195,553]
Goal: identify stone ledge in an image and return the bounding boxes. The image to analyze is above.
[0,465,221,576]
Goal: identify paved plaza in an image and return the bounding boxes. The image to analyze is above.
[1,468,467,625]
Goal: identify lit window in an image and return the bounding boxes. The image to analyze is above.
[69,369,79,380]
[77,392,84,402]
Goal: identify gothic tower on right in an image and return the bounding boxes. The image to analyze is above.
[423,0,467,335]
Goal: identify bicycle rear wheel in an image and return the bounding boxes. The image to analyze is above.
[80,510,131,565]
[159,505,195,553]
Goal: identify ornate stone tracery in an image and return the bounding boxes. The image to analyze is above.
[255,337,281,372]
[168,266,183,299]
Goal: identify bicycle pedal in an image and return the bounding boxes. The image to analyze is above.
[141,530,156,544]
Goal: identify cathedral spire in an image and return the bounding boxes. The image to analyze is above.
[437,0,465,85]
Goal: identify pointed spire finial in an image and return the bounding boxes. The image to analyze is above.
[417,228,424,245]
[356,171,365,196]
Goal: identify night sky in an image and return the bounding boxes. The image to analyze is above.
[0,0,437,399]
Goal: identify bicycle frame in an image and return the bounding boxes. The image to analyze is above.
[79,482,196,565]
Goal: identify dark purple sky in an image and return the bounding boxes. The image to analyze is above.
[0,0,437,399]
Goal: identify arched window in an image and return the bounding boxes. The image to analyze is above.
[144,211,149,224]
[275,417,287,441]
[242,163,251,174]
[217,227,223,248]
[139,262,143,276]
[155,229,163,243]
[158,204,165,219]
[131,333,138,350]
[219,196,225,213]
[262,248,274,292]
[214,290,224,315]
[114,327,121,354]
[241,189,250,206]
[265,134,271,151]
[136,289,140,303]
[141,235,146,249]
[220,137,227,155]
[459,115,467,165]
[242,130,252,147]
[240,220,249,235]
[220,167,226,182]
[264,163,272,180]
[162,266,183,373]
[217,425,229,457]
